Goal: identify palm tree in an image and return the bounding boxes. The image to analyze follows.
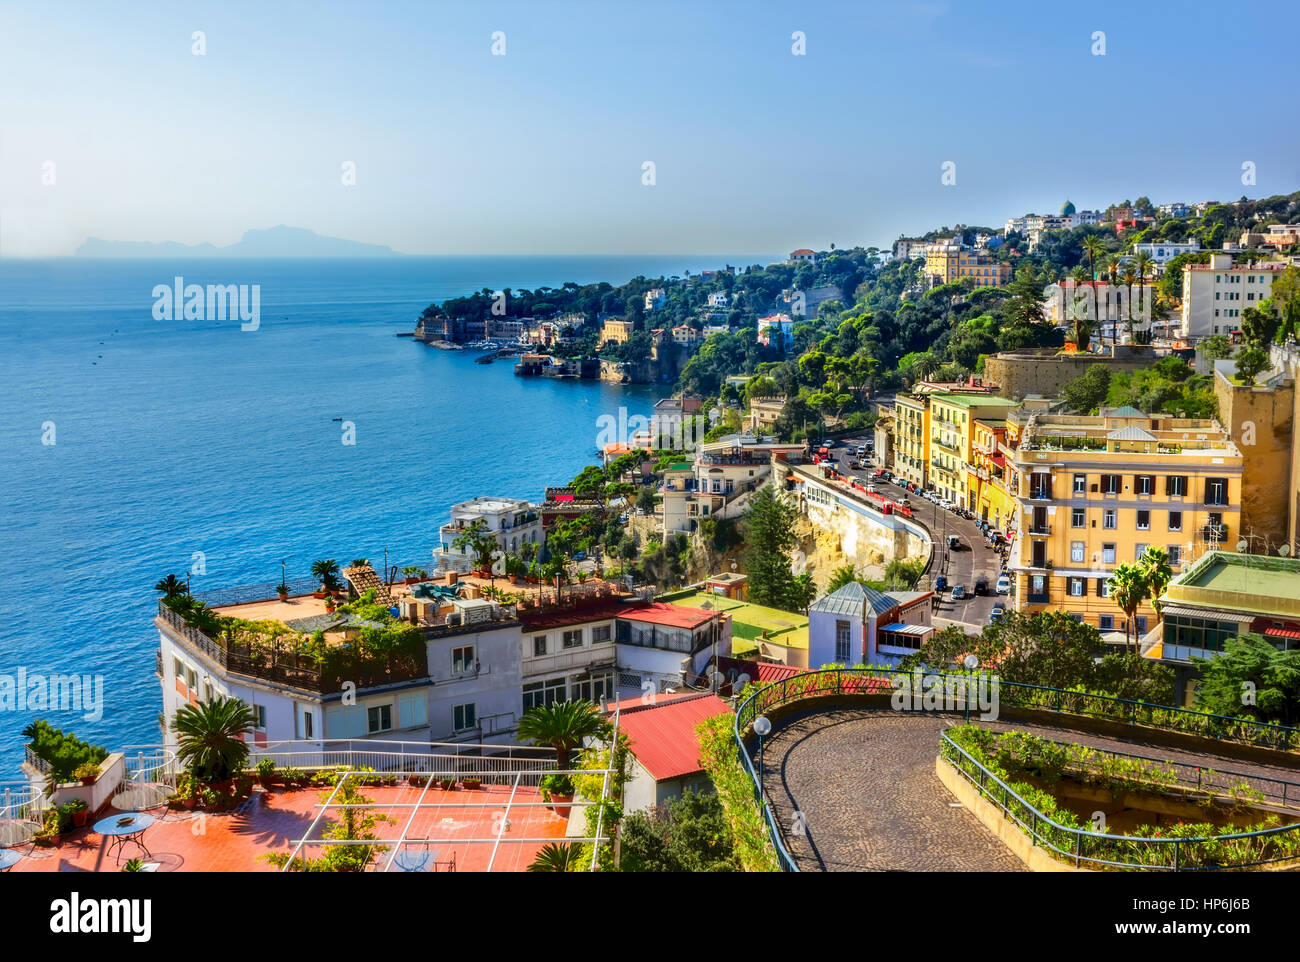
[1121,265,1138,343]
[154,574,189,599]
[1080,236,1107,348]
[1137,546,1173,625]
[1133,250,1154,338]
[1108,563,1150,656]
[516,700,608,772]
[527,841,580,872]
[173,696,256,783]
[311,559,342,592]
[1069,266,1093,350]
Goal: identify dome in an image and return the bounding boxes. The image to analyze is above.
[1060,200,1077,216]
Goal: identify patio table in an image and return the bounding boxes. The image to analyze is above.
[392,846,438,872]
[93,812,154,863]
[0,849,20,872]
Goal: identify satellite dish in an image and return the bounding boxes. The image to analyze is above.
[708,670,725,691]
[753,716,772,736]
[1236,539,1249,553]
[1280,544,1292,557]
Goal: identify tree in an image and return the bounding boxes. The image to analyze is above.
[826,563,863,593]
[451,519,499,572]
[1234,346,1269,386]
[173,696,256,782]
[154,574,189,599]
[516,699,608,774]
[1108,563,1150,655]
[635,486,656,514]
[1133,249,1154,323]
[1192,634,1300,726]
[1080,236,1107,347]
[1240,304,1280,349]
[618,790,741,872]
[1137,547,1173,624]
[1198,334,1232,363]
[1062,366,1111,414]
[311,559,342,592]
[740,486,801,610]
[527,842,581,872]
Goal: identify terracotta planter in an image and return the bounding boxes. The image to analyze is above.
[35,834,58,848]
[79,776,96,786]
[313,590,327,599]
[462,778,481,790]
[182,797,198,810]
[549,795,573,819]
[72,810,89,827]
[509,576,520,585]
[278,593,289,602]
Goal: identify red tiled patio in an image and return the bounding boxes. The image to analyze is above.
[7,783,570,873]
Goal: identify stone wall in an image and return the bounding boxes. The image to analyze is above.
[1214,369,1295,549]
[984,348,1158,400]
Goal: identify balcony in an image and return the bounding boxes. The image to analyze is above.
[1202,524,1228,543]
[1028,524,1052,536]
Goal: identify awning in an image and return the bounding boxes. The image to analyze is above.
[1265,626,1300,641]
[878,622,933,635]
[1157,603,1256,624]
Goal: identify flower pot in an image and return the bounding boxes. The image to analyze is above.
[80,776,96,786]
[182,797,198,810]
[509,576,520,585]
[549,795,573,819]
[72,810,89,827]
[259,775,274,789]
[35,834,58,848]
[278,592,289,602]
[313,589,327,599]
[462,778,481,790]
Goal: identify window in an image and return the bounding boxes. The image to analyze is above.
[184,666,198,690]
[533,635,547,657]
[1098,577,1111,598]
[1135,544,1149,560]
[1073,474,1087,494]
[592,625,611,643]
[1069,577,1085,597]
[1135,475,1155,495]
[452,703,477,733]
[250,704,267,731]
[1103,508,1116,529]
[1135,616,1148,635]
[173,657,184,681]
[367,704,393,734]
[1205,477,1228,505]
[1168,545,1182,566]
[1099,614,1114,631]
[1166,475,1187,497]
[1168,511,1182,532]
[1071,541,1085,563]
[835,620,851,663]
[452,645,476,674]
[1101,474,1121,495]
[563,629,583,649]
[302,709,314,739]
[1102,543,1116,564]
[571,673,613,703]
[1137,510,1150,530]
[1072,507,1086,528]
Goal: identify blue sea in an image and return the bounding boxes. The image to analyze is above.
[0,254,768,770]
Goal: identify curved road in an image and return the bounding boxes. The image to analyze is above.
[759,707,1300,872]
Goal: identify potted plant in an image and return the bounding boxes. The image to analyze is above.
[311,559,342,597]
[68,798,90,828]
[401,565,423,585]
[234,773,255,797]
[325,596,337,614]
[438,777,456,791]
[35,808,63,847]
[74,761,100,785]
[407,773,424,787]
[462,777,481,790]
[173,694,255,802]
[256,757,276,788]
[277,582,290,601]
[540,774,574,819]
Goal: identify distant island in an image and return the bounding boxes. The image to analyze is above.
[74,225,401,258]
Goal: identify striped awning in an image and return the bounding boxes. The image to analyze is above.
[1157,603,1256,624]
[878,622,933,635]
[1265,626,1300,641]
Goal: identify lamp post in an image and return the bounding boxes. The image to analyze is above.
[753,715,772,804]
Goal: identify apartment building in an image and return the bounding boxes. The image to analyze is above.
[706,291,729,308]
[1131,239,1200,263]
[757,313,796,349]
[659,434,805,535]
[644,288,666,311]
[601,317,636,345]
[893,237,929,262]
[927,393,1020,506]
[965,417,1016,530]
[924,242,1012,288]
[1009,408,1242,635]
[1180,251,1290,340]
[433,496,541,573]
[892,393,930,489]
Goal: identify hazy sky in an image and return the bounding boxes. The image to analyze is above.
[2,0,1297,257]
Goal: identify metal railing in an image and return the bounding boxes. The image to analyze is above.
[732,667,1300,870]
[247,738,557,780]
[940,732,1300,871]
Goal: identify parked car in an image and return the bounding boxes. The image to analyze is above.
[995,574,1011,595]
[950,584,966,600]
[974,576,988,596]
[947,535,961,551]
[934,575,948,592]
[989,604,1005,624]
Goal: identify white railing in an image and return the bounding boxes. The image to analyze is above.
[247,739,557,779]
[0,781,44,823]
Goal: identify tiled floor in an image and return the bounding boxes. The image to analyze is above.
[7,783,570,873]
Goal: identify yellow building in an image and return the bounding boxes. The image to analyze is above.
[927,393,1021,504]
[601,318,635,345]
[892,393,930,489]
[924,241,1013,289]
[1009,407,1243,637]
[966,418,1017,531]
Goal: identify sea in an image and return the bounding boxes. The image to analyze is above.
[0,254,769,771]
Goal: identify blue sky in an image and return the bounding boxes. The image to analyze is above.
[2,0,1297,256]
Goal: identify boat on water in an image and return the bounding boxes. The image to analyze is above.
[475,354,495,364]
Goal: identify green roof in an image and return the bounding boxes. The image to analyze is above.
[1165,552,1300,620]
[930,394,1020,409]
[667,591,809,649]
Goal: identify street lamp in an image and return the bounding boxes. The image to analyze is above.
[753,715,772,801]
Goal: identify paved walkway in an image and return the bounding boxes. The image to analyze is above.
[760,707,1300,872]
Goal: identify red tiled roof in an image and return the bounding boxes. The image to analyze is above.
[613,692,733,781]
[519,601,631,632]
[617,602,718,630]
[1264,626,1300,641]
[717,657,804,685]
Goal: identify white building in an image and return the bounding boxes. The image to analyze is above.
[788,248,817,266]
[806,582,934,669]
[644,288,666,311]
[434,496,541,573]
[1131,239,1201,263]
[707,291,729,308]
[1180,251,1290,340]
[893,238,928,261]
[757,313,797,349]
